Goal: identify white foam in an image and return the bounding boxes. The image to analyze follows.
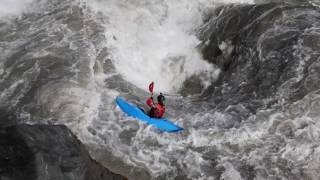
[87,0,252,93]
[79,0,259,179]
[0,0,35,18]
[221,162,242,180]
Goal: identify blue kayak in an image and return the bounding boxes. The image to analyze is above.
[115,96,183,133]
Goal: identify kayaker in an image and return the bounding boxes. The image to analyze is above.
[146,93,165,118]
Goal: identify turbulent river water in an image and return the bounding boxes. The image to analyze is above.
[0,0,320,179]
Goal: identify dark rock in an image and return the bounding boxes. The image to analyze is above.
[0,124,126,180]
[180,75,204,96]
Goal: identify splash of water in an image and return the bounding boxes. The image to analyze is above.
[87,0,232,93]
[0,0,35,17]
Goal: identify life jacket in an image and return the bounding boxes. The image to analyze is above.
[146,97,165,118]
[146,98,154,107]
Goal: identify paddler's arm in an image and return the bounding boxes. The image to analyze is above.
[146,96,156,108]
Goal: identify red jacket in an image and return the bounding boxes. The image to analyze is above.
[146,97,165,118]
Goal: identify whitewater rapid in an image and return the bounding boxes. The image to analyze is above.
[1,0,320,180]
[87,0,223,93]
[81,0,254,179]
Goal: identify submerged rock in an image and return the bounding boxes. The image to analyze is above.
[0,124,126,180]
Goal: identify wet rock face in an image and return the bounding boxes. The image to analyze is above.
[0,124,126,180]
[200,3,320,116]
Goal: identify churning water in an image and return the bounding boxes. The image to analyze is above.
[0,0,320,179]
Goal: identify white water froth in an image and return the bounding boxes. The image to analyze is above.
[80,0,258,179]
[0,0,35,18]
[87,0,250,93]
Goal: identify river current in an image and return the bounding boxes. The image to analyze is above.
[0,0,320,179]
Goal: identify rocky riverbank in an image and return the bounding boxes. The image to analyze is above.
[0,124,127,180]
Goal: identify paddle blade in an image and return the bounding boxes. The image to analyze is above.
[149,81,154,93]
